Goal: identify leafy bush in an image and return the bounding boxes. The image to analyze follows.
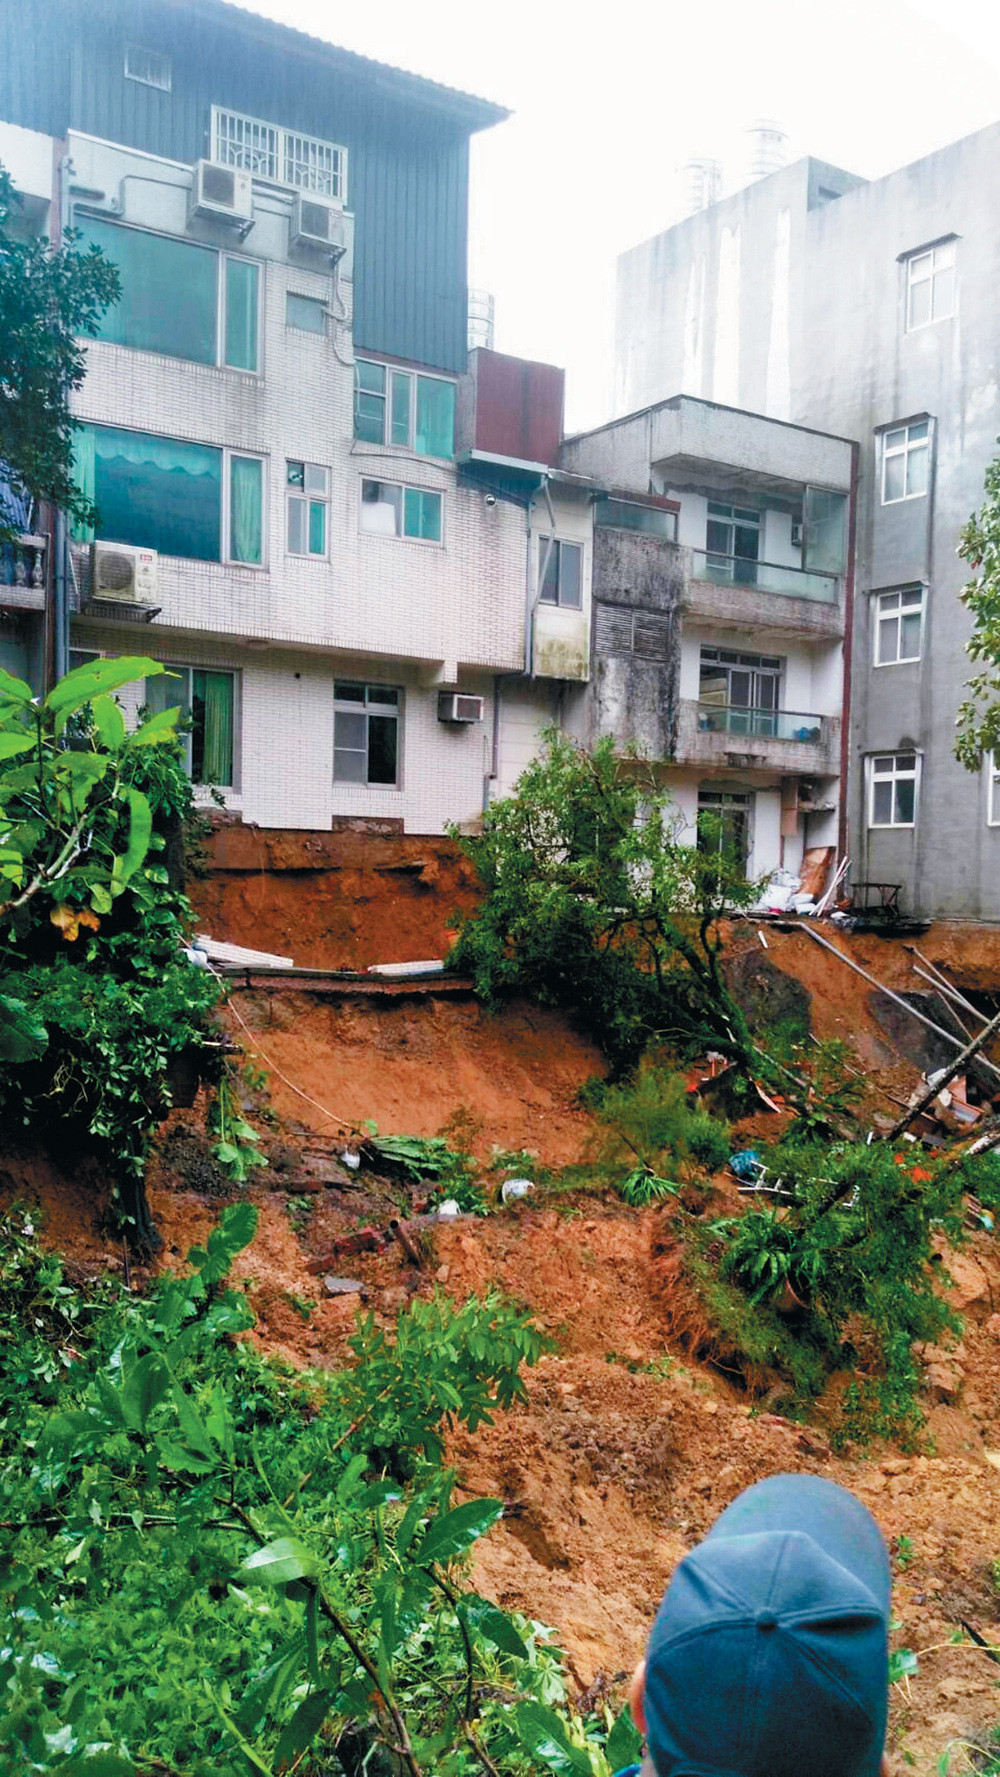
[0,1206,636,1777]
[617,1168,679,1207]
[596,1064,731,1179]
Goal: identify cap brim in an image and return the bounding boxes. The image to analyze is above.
[705,1474,890,1617]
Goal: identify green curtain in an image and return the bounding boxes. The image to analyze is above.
[70,426,96,543]
[225,260,259,371]
[415,377,455,458]
[230,457,262,564]
[195,670,234,785]
[404,487,441,543]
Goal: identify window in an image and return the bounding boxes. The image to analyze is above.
[286,291,326,334]
[699,647,781,734]
[73,426,264,565]
[145,666,236,787]
[594,497,677,541]
[354,360,456,459]
[869,753,919,828]
[989,754,1000,828]
[83,219,260,372]
[881,421,929,503]
[905,239,956,330]
[538,537,583,609]
[333,682,400,786]
[875,586,924,665]
[360,478,442,544]
[697,789,751,866]
[287,461,329,557]
[211,106,347,202]
[705,501,760,585]
[124,45,171,90]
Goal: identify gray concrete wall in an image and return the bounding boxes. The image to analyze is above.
[584,529,685,761]
[614,122,1000,919]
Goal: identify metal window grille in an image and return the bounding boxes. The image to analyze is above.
[212,108,346,201]
[125,46,171,90]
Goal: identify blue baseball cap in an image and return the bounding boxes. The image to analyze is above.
[641,1474,890,1777]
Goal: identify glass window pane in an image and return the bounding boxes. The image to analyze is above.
[355,396,385,444]
[403,487,441,542]
[145,667,190,716]
[935,239,956,269]
[895,778,916,824]
[334,748,366,783]
[559,542,582,608]
[390,372,411,447]
[286,291,326,333]
[872,781,892,824]
[803,488,847,572]
[334,682,365,702]
[906,442,929,497]
[224,258,259,371]
[367,713,398,784]
[230,456,263,563]
[287,496,305,554]
[883,453,905,502]
[93,426,222,560]
[538,538,559,602]
[361,480,402,535]
[356,361,385,394]
[308,500,326,555]
[877,616,898,665]
[334,711,366,749]
[304,464,328,495]
[908,253,932,281]
[884,428,906,451]
[908,421,929,442]
[287,460,305,488]
[896,754,917,771]
[933,266,956,319]
[366,685,398,706]
[415,377,456,458]
[84,218,217,364]
[908,278,932,328]
[900,611,922,657]
[192,669,234,785]
[873,755,895,771]
[879,592,900,613]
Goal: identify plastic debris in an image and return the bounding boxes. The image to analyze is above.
[436,1199,461,1219]
[501,1178,533,1203]
[323,1276,363,1296]
[728,1149,763,1182]
[341,1151,361,1170]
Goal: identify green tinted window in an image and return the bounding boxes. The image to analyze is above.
[415,377,455,458]
[286,291,326,333]
[85,217,217,364]
[390,371,411,446]
[224,259,259,371]
[403,487,442,542]
[91,426,222,560]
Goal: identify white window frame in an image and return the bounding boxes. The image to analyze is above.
[359,477,444,547]
[211,105,347,203]
[124,45,172,91]
[988,753,1000,828]
[333,681,402,788]
[881,421,930,505]
[868,752,921,829]
[84,218,263,374]
[223,450,268,569]
[146,663,240,791]
[537,536,584,610]
[353,358,457,459]
[873,585,925,667]
[286,460,330,559]
[905,239,956,331]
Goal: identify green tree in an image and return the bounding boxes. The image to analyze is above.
[955,453,1000,768]
[0,162,119,540]
[449,732,758,1076]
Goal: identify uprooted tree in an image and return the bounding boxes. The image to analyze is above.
[955,451,1000,769]
[449,732,761,1078]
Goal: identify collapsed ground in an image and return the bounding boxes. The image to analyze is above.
[6,916,1000,1770]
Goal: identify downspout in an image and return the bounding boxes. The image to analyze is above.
[485,470,556,813]
[52,148,73,687]
[837,439,860,876]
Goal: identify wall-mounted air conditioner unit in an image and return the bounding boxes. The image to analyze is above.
[188,159,253,225]
[290,193,349,254]
[438,693,484,725]
[90,542,158,603]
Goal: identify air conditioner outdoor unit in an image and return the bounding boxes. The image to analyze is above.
[188,159,253,225]
[90,542,158,603]
[290,193,349,253]
[438,693,484,725]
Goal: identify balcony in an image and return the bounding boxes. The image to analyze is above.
[683,548,844,639]
[675,699,839,775]
[0,534,47,612]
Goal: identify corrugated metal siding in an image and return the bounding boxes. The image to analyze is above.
[1,0,473,373]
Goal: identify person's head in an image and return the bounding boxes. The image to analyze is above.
[628,1474,891,1777]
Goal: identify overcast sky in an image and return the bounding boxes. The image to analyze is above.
[238,0,1000,430]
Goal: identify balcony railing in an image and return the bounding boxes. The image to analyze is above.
[695,703,827,745]
[690,548,839,604]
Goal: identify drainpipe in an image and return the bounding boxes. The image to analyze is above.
[52,148,73,687]
[484,470,557,814]
[837,440,860,874]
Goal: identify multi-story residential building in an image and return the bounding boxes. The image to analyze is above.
[612,122,1000,920]
[561,397,855,884]
[0,0,591,836]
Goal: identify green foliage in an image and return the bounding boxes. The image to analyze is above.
[596,1064,731,1178]
[364,1127,488,1215]
[0,163,120,541]
[956,453,1000,768]
[617,1168,679,1207]
[0,1207,631,1777]
[702,1140,966,1437]
[0,660,223,1238]
[449,732,758,1075]
[210,1075,268,1182]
